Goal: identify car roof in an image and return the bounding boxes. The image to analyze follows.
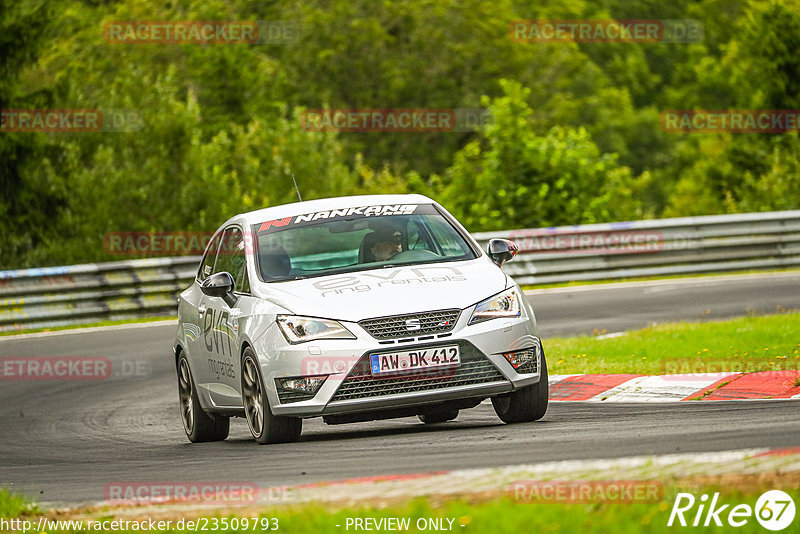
[231,194,437,227]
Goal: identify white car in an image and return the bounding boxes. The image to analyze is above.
[174,194,548,444]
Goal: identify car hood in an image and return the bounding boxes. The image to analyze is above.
[256,258,508,322]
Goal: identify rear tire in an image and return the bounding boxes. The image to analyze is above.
[177,353,229,442]
[492,350,549,423]
[241,347,302,444]
[418,409,459,424]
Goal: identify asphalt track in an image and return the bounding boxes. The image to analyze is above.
[529,271,800,337]
[1,272,798,505]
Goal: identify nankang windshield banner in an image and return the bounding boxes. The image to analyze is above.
[253,203,438,234]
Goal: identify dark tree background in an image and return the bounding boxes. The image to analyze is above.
[2,0,798,268]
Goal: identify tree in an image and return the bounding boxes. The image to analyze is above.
[0,0,58,268]
[437,80,646,231]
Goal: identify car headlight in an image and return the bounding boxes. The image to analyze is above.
[468,288,521,325]
[276,315,356,344]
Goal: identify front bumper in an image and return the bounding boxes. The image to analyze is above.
[252,309,543,417]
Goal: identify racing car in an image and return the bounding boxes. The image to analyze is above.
[174,194,548,444]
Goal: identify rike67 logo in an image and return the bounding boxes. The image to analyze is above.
[668,490,796,531]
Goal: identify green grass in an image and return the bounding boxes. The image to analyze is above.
[269,491,799,534]
[521,267,800,290]
[546,312,800,375]
[0,490,36,518]
[2,486,798,533]
[0,316,176,337]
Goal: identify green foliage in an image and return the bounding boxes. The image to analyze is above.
[2,0,799,268]
[0,489,34,517]
[0,0,58,268]
[438,80,646,230]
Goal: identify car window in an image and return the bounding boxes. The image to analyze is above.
[237,266,250,294]
[197,233,221,281]
[253,204,477,282]
[407,219,434,252]
[213,227,249,293]
[425,215,473,257]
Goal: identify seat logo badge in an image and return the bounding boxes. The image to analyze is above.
[405,319,422,331]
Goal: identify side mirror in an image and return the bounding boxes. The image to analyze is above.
[201,272,237,306]
[487,239,519,267]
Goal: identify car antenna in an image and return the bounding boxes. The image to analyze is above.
[291,173,302,202]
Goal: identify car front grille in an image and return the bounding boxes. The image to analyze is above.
[276,388,316,404]
[329,341,507,402]
[359,309,460,340]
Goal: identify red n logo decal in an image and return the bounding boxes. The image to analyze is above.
[258,217,292,232]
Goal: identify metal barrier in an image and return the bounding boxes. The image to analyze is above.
[2,210,799,332]
[472,210,800,285]
[0,257,199,332]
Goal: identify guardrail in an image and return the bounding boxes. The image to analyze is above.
[472,210,800,285]
[0,257,199,332]
[1,210,799,332]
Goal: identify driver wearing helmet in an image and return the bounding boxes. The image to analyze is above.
[365,227,403,262]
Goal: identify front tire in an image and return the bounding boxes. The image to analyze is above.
[177,353,229,442]
[492,350,549,423]
[241,347,302,444]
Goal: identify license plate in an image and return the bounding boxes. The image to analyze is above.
[370,345,460,375]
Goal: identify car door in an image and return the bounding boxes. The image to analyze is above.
[200,226,250,408]
[181,232,221,383]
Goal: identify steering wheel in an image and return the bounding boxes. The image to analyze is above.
[390,249,440,261]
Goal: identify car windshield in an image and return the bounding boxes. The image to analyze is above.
[252,203,477,282]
